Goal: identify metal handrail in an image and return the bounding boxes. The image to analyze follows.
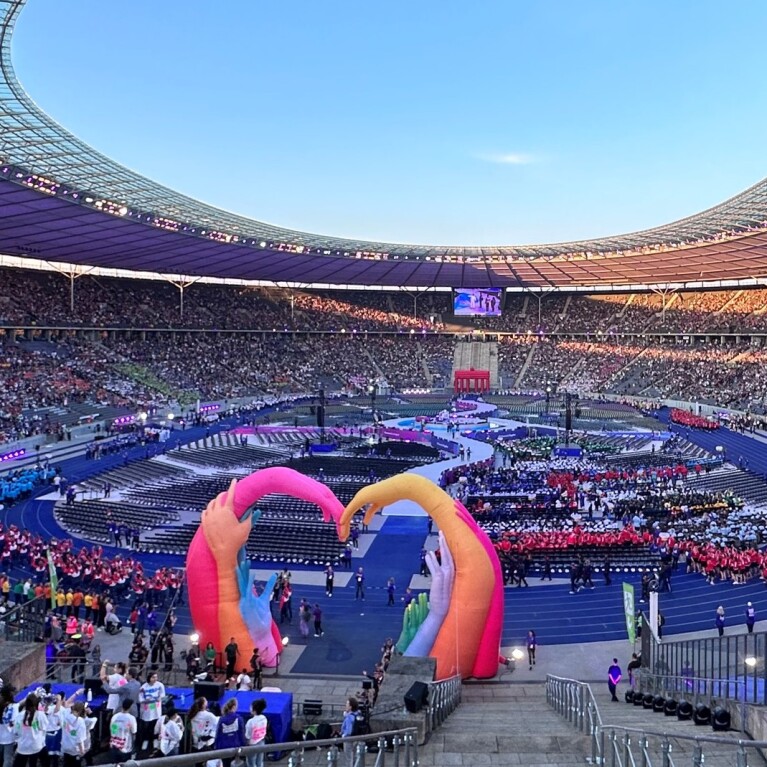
[123,727,420,767]
[427,674,462,734]
[546,674,766,766]
[546,675,604,765]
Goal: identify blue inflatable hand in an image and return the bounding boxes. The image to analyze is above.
[240,571,277,645]
[235,507,261,598]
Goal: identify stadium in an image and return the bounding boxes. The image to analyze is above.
[3,0,767,764]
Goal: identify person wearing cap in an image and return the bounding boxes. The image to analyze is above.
[746,602,756,633]
[67,637,87,684]
[715,606,726,637]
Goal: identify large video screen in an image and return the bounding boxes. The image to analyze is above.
[453,288,503,316]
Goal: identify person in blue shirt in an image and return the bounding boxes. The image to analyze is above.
[526,630,537,670]
[354,568,365,600]
[608,659,622,702]
[340,697,359,767]
[746,602,756,633]
[215,698,245,767]
[715,606,726,637]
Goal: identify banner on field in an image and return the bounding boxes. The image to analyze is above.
[46,548,58,609]
[623,582,635,644]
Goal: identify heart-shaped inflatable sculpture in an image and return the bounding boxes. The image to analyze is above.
[186,467,503,680]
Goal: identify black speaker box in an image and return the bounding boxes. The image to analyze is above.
[404,681,428,713]
[193,681,225,703]
[316,406,325,428]
[302,700,323,717]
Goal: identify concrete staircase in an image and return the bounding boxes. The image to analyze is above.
[514,343,537,389]
[419,683,591,766]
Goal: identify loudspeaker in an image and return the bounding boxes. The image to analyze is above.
[84,677,103,697]
[664,699,678,716]
[316,406,325,428]
[693,703,711,726]
[712,706,731,731]
[642,693,654,710]
[302,700,323,717]
[193,681,225,703]
[677,701,693,721]
[565,407,572,432]
[652,695,666,713]
[404,681,428,714]
[624,690,635,704]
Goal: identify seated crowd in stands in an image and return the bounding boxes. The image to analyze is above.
[4,264,767,337]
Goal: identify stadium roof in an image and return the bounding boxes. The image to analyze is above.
[3,0,767,289]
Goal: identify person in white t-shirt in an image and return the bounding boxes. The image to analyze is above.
[61,695,88,767]
[244,699,268,767]
[0,684,18,767]
[236,669,254,692]
[109,700,137,764]
[81,709,97,765]
[138,672,165,755]
[13,693,48,767]
[155,704,184,757]
[101,662,127,715]
[188,697,218,755]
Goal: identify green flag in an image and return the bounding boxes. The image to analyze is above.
[46,549,58,609]
[623,582,635,644]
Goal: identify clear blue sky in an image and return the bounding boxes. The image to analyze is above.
[12,0,767,247]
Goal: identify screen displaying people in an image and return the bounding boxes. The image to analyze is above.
[453,288,503,317]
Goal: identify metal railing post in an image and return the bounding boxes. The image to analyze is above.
[622,732,631,767]
[639,735,649,767]
[598,726,605,766]
[661,737,672,767]
[741,681,747,735]
[391,734,400,767]
[374,737,386,767]
[607,729,618,767]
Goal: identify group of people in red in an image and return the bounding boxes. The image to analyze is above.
[670,408,719,430]
[494,524,648,557]
[0,522,183,601]
[682,541,763,584]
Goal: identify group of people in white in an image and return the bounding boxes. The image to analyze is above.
[0,659,270,767]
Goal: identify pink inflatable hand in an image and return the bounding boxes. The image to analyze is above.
[232,467,345,526]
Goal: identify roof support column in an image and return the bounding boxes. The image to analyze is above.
[400,286,434,322]
[650,286,678,327]
[528,287,557,331]
[164,275,202,321]
[47,262,93,313]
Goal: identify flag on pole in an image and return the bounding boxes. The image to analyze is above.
[46,549,58,609]
[623,582,636,644]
